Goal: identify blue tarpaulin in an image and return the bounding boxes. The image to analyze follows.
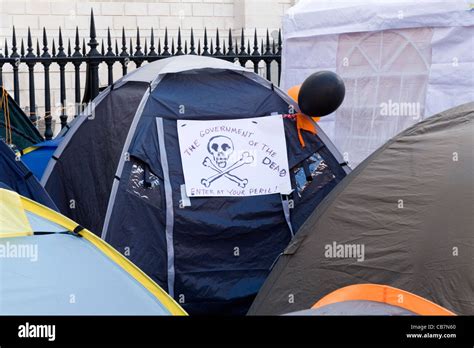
[21,137,62,181]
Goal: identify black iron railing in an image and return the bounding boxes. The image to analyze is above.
[0,9,282,140]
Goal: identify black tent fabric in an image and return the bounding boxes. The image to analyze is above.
[43,82,148,233]
[248,102,474,316]
[0,87,43,150]
[0,140,57,210]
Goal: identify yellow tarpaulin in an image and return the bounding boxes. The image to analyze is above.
[0,188,32,238]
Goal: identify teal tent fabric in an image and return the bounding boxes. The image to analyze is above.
[0,87,43,150]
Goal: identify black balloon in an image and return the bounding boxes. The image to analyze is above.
[298,71,345,117]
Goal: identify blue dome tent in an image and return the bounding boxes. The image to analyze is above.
[0,139,57,210]
[41,56,350,315]
[0,187,186,315]
[21,137,62,180]
[21,117,79,180]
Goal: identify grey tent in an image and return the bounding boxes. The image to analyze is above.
[41,56,350,315]
[248,102,474,316]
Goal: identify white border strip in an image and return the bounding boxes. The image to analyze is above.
[101,88,151,239]
[156,117,176,298]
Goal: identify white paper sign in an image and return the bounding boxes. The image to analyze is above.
[177,115,291,197]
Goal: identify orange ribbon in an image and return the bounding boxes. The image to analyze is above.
[296,113,320,147]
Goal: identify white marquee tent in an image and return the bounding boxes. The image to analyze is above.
[282,0,474,166]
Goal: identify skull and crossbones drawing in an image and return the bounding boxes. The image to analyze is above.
[201,136,254,188]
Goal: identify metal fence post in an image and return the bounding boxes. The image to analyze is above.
[57,27,68,129]
[25,28,36,125]
[87,9,100,101]
[41,28,53,140]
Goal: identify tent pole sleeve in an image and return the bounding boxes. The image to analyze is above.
[281,195,294,237]
[156,117,176,298]
[101,88,150,240]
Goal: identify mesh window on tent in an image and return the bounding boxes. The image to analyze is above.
[292,152,335,196]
